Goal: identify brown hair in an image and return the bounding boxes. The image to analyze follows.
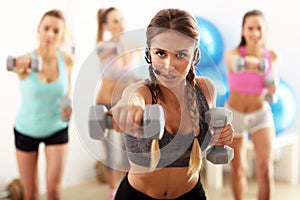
[146,8,202,178]
[96,7,117,43]
[238,9,265,47]
[39,9,66,47]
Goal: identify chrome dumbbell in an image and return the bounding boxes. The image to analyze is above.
[6,56,42,72]
[57,96,72,122]
[205,107,234,164]
[89,104,165,140]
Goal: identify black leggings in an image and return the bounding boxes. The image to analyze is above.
[115,173,206,200]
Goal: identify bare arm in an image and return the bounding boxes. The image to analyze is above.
[196,76,234,146]
[62,51,74,97]
[195,76,217,109]
[111,81,152,134]
[224,49,240,73]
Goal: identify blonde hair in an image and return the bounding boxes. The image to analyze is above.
[186,69,201,177]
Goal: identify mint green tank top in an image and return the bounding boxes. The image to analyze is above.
[15,51,69,138]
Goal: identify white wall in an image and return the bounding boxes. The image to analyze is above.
[0,0,299,193]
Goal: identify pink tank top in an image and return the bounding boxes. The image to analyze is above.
[227,46,272,95]
[98,42,139,81]
[101,56,137,80]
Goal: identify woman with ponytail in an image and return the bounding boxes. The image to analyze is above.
[224,10,277,200]
[95,7,143,200]
[12,9,73,200]
[110,8,234,199]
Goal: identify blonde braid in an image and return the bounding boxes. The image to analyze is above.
[148,65,161,171]
[186,66,202,179]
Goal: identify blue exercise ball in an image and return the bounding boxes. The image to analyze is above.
[195,16,224,67]
[270,79,298,135]
[195,61,229,107]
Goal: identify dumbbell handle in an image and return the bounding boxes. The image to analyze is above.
[89,104,164,140]
[6,56,43,72]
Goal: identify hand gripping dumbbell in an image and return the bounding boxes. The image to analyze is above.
[89,104,164,140]
[205,107,234,164]
[6,56,43,72]
[264,76,279,103]
[234,57,268,73]
[57,96,72,122]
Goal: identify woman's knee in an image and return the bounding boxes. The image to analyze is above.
[231,151,248,177]
[47,185,61,200]
[256,160,272,177]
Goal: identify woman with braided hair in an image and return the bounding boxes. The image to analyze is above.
[110,8,234,199]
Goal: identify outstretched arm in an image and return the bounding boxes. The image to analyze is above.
[110,82,152,134]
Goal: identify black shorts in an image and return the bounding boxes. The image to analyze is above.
[115,173,206,200]
[14,126,69,152]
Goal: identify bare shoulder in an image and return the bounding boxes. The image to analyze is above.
[195,76,216,108]
[224,48,240,58]
[61,51,74,68]
[268,49,278,62]
[123,81,153,105]
[136,81,153,105]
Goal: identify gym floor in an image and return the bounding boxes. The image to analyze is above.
[39,171,300,200]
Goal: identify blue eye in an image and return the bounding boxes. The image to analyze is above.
[177,52,187,58]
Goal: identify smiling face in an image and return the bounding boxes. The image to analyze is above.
[38,15,65,50]
[242,15,266,47]
[149,30,196,87]
[104,9,125,36]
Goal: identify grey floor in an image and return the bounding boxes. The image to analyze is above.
[40,172,300,200]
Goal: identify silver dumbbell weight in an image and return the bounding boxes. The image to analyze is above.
[57,96,72,122]
[205,107,234,164]
[234,58,246,72]
[264,76,279,103]
[6,56,42,72]
[89,104,165,140]
[258,58,269,73]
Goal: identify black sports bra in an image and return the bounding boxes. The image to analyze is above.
[125,80,210,168]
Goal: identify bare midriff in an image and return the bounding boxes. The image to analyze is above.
[128,165,198,199]
[227,90,265,113]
